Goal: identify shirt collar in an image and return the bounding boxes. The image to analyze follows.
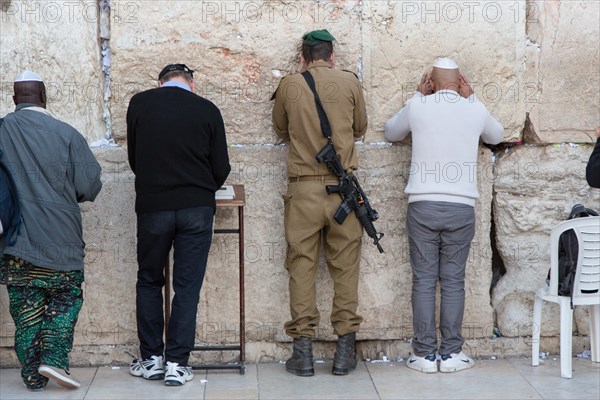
[16,103,54,117]
[435,89,460,96]
[161,81,192,91]
[432,89,461,100]
[307,60,332,70]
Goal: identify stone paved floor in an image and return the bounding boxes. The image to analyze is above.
[1,357,599,400]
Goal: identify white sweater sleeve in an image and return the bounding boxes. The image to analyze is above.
[481,114,504,145]
[472,95,504,145]
[384,92,422,142]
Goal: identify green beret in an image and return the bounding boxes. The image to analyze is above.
[302,29,336,46]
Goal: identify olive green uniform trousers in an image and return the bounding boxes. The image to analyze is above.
[283,178,363,338]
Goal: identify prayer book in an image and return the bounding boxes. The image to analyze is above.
[215,185,235,200]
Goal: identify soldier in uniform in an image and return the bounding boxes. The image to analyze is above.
[271,29,368,376]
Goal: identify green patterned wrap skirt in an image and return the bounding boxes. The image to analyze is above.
[0,255,84,390]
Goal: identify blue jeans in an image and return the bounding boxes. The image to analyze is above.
[406,201,475,356]
[135,206,214,366]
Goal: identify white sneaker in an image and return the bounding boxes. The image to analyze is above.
[439,351,474,373]
[406,353,437,373]
[38,365,81,389]
[129,355,165,380]
[164,361,194,386]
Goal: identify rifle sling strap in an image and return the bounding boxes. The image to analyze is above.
[301,71,333,140]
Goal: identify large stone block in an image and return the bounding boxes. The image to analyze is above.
[75,147,138,346]
[495,293,596,339]
[201,145,289,344]
[492,144,600,337]
[190,144,413,343]
[525,1,600,143]
[1,143,497,362]
[363,0,530,142]
[494,291,564,338]
[109,0,365,144]
[0,0,105,142]
[0,148,136,348]
[575,306,594,336]
[355,145,496,340]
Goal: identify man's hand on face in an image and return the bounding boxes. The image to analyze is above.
[595,127,600,138]
[459,74,474,98]
[417,71,433,95]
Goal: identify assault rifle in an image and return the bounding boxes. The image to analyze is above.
[316,142,384,253]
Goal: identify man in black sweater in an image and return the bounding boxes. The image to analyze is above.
[126,64,230,386]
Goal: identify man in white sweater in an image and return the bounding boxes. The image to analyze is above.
[384,58,503,374]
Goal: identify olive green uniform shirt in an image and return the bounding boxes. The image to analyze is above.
[272,60,368,177]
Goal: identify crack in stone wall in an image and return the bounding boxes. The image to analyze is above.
[99,0,113,142]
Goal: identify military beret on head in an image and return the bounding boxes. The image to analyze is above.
[302,29,336,46]
[158,64,194,80]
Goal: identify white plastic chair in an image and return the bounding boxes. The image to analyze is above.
[532,216,600,378]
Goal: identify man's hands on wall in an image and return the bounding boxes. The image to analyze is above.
[417,71,433,95]
[459,75,473,98]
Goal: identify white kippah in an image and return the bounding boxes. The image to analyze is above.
[14,71,44,83]
[433,57,458,69]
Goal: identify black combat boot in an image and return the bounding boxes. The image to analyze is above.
[332,332,357,375]
[285,337,314,376]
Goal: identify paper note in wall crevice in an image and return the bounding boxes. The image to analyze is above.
[215,185,235,200]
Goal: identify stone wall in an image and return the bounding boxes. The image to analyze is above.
[1,0,599,365]
[493,145,600,338]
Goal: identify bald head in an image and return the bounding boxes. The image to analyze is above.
[431,67,460,93]
[429,57,460,93]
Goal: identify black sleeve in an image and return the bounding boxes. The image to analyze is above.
[586,138,600,188]
[209,107,231,189]
[126,97,137,174]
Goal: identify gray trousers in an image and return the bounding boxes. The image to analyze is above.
[406,201,475,356]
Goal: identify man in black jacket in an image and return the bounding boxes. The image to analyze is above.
[586,127,600,188]
[126,64,230,386]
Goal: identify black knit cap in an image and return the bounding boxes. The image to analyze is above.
[158,64,194,80]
